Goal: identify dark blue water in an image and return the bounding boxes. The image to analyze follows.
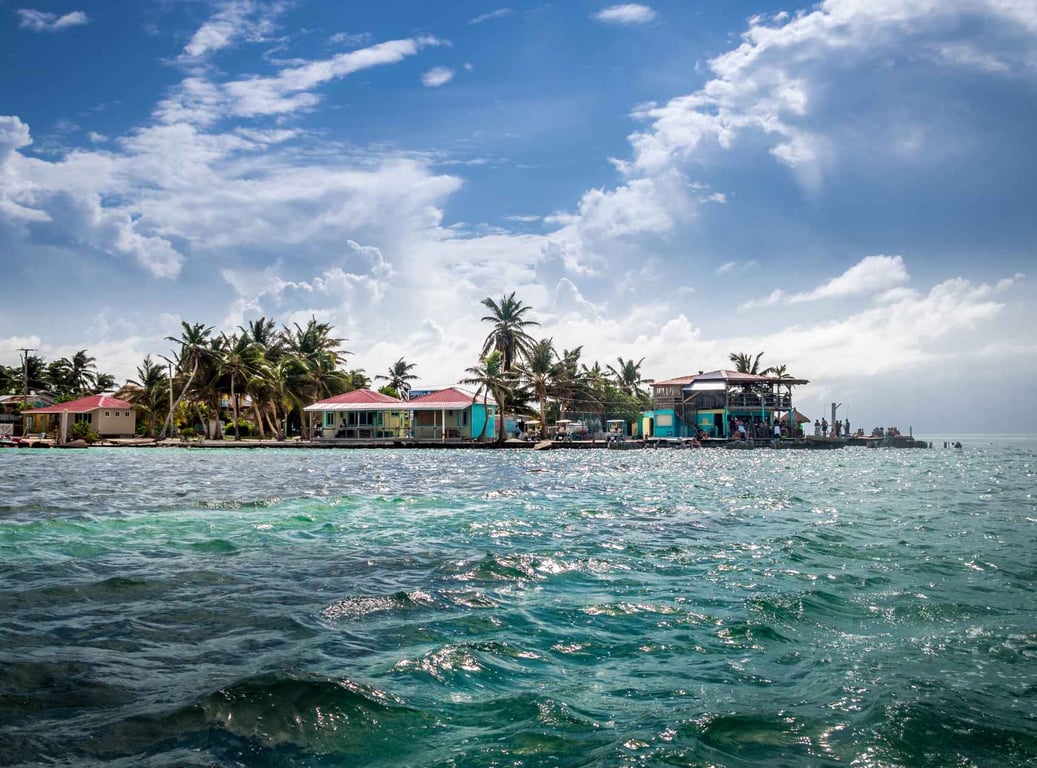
[1,439,1035,766]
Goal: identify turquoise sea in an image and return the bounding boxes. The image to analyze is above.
[1,439,1035,767]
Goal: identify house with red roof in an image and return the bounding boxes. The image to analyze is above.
[303,388,408,439]
[407,387,497,441]
[22,394,136,440]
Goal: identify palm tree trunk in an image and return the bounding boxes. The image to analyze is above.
[160,357,198,439]
[231,377,240,440]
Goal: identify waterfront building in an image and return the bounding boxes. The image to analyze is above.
[649,370,808,438]
[304,389,408,439]
[21,394,136,439]
[407,387,497,441]
[0,393,56,436]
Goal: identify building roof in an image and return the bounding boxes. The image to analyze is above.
[304,388,405,412]
[23,394,134,414]
[677,369,810,388]
[652,375,698,387]
[408,387,489,411]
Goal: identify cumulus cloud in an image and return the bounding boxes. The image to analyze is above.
[593,4,656,26]
[16,9,88,32]
[623,0,1037,187]
[422,66,455,87]
[791,255,909,302]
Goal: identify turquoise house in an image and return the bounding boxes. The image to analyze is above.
[408,387,498,441]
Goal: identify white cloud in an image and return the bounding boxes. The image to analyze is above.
[623,0,1037,187]
[16,9,88,32]
[422,66,455,87]
[470,8,512,25]
[593,4,656,26]
[790,254,909,302]
[86,131,108,143]
[157,36,443,124]
[179,0,284,61]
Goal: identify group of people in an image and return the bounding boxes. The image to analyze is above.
[728,416,798,441]
[814,417,851,438]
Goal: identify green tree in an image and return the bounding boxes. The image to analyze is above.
[375,358,419,400]
[729,351,768,375]
[461,350,514,442]
[480,292,539,372]
[218,333,265,440]
[161,322,214,439]
[281,318,350,438]
[122,355,169,437]
[517,337,555,428]
[607,356,647,397]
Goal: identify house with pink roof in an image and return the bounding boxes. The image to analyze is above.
[407,387,497,441]
[22,394,136,440]
[303,388,408,439]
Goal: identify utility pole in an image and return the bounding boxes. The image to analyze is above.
[168,362,175,438]
[17,348,35,399]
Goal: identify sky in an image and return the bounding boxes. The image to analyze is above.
[1,0,1035,433]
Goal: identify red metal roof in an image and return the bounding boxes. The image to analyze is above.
[23,394,134,414]
[310,388,403,406]
[408,387,484,410]
[652,375,698,386]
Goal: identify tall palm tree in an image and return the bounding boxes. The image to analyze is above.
[550,346,595,420]
[68,350,98,393]
[517,338,555,428]
[729,351,768,375]
[161,322,214,438]
[281,318,350,437]
[480,292,539,372]
[607,356,647,397]
[122,355,169,437]
[375,358,419,400]
[461,350,514,442]
[219,333,265,440]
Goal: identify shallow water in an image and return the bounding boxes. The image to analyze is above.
[1,439,1035,767]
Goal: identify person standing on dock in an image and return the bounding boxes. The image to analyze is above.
[844,418,850,437]
[821,417,829,437]
[814,419,821,436]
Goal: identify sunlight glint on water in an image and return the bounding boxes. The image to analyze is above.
[1,440,1035,767]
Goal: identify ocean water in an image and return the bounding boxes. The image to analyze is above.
[0,439,1035,767]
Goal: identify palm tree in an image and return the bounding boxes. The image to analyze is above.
[68,350,98,393]
[461,350,514,442]
[551,346,594,421]
[607,356,647,397]
[342,369,370,392]
[375,358,419,400]
[122,355,169,437]
[281,318,350,437]
[517,338,555,427]
[93,372,116,393]
[480,292,539,372]
[161,322,214,439]
[219,333,265,440]
[729,351,768,375]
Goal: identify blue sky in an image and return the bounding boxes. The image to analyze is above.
[1,0,1035,432]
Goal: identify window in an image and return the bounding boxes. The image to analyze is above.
[74,413,92,424]
[347,411,375,426]
[105,411,110,417]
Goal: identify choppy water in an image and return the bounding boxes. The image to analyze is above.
[1,438,1035,767]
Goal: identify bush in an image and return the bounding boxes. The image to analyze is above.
[224,419,253,437]
[179,427,197,439]
[70,421,100,444]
